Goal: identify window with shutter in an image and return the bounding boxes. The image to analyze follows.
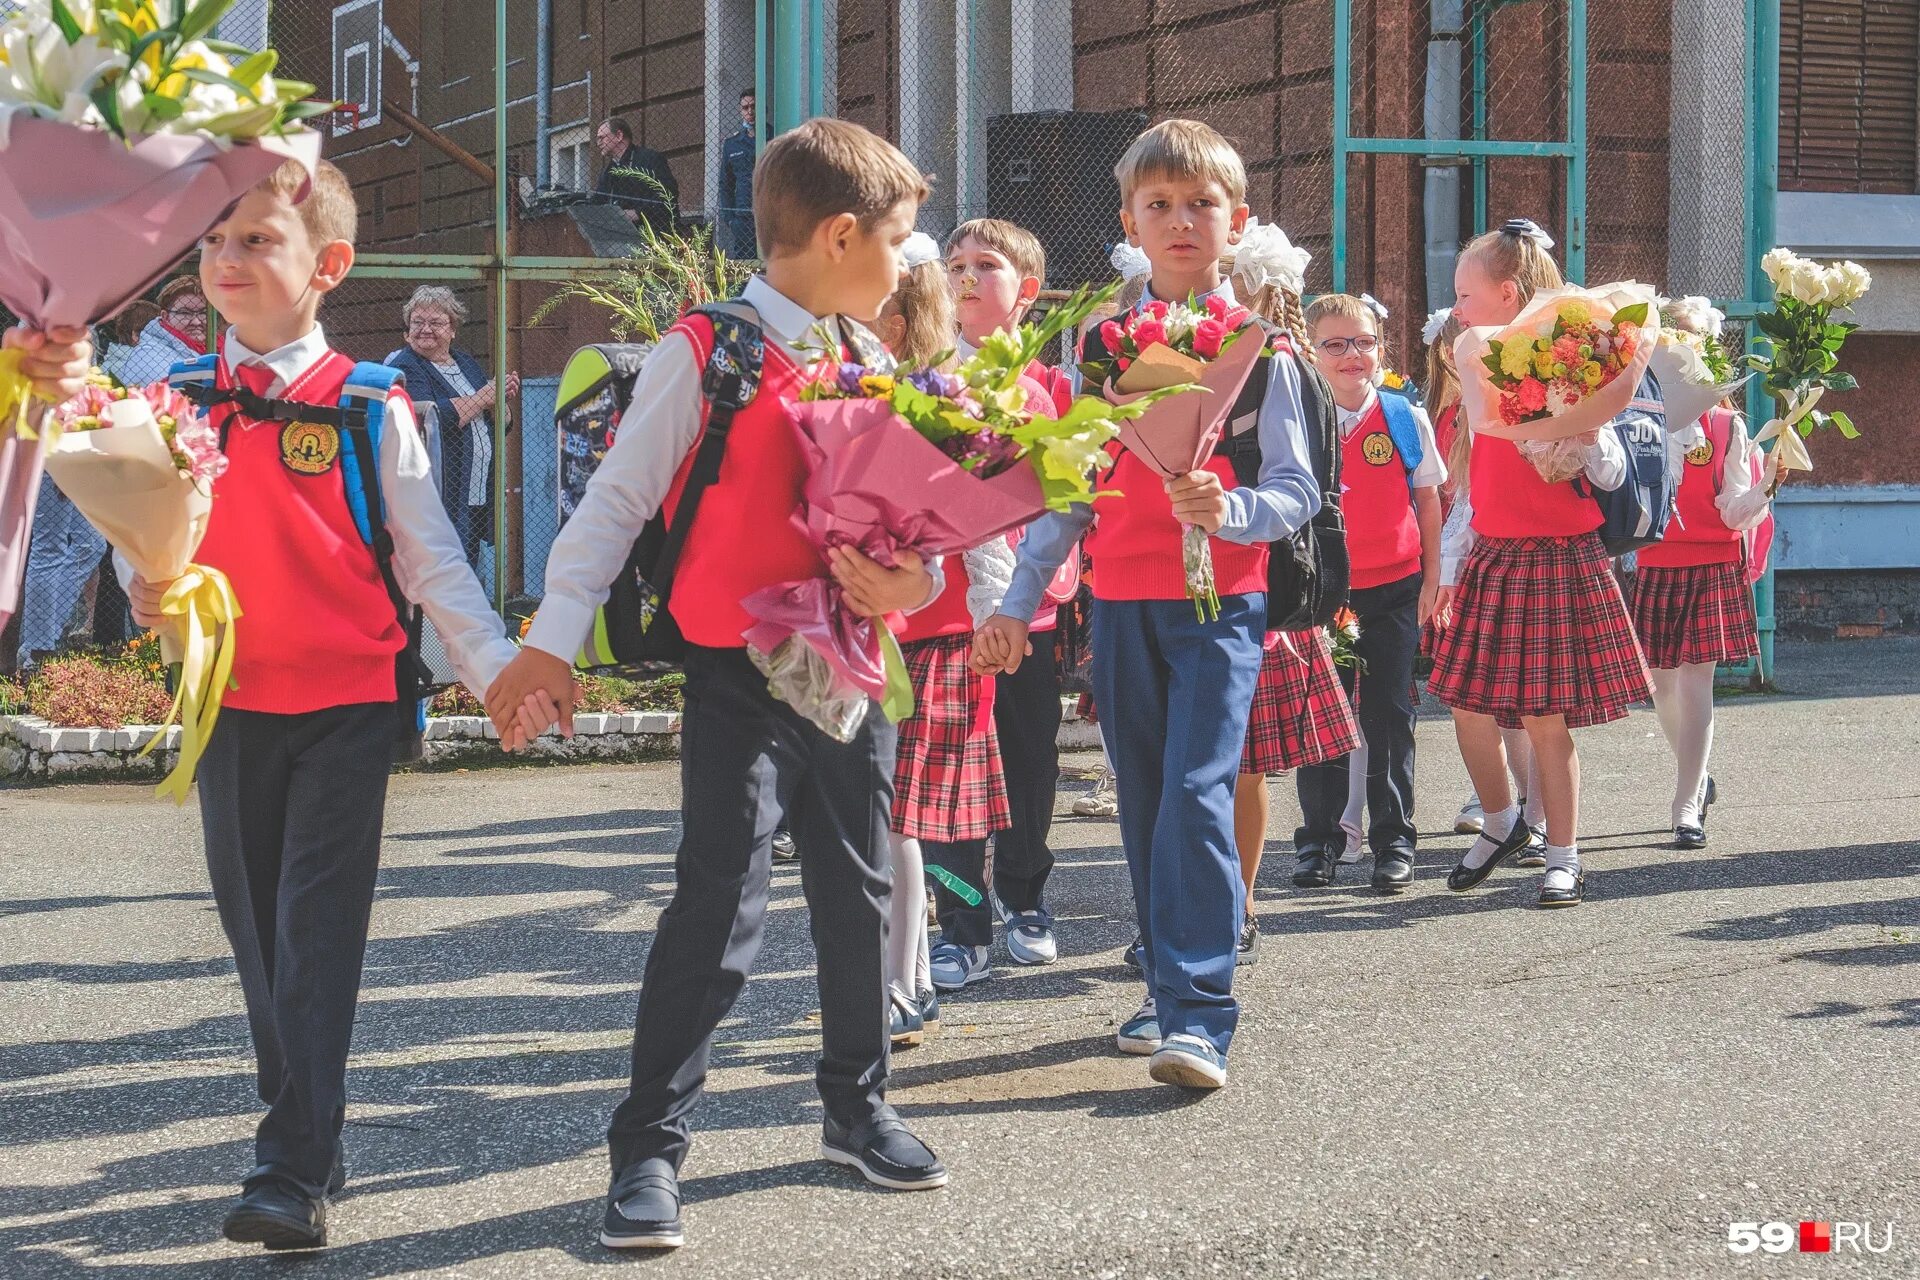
[1781,0,1920,193]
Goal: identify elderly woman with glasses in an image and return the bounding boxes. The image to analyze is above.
[105,277,209,386]
[388,285,518,569]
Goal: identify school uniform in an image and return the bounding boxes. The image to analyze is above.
[525,276,945,1179]
[1630,409,1768,670]
[150,326,515,1201]
[1430,432,1651,729]
[1242,628,1361,774]
[1004,281,1320,1059]
[1294,388,1444,857]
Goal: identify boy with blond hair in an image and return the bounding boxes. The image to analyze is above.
[976,119,1322,1090]
[127,158,517,1250]
[487,118,950,1249]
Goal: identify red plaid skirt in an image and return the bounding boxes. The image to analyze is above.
[892,634,1010,841]
[1630,560,1758,670]
[1242,629,1362,774]
[1429,533,1652,730]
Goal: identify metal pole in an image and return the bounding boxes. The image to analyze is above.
[1470,3,1488,231]
[1332,0,1352,292]
[1748,0,1781,682]
[1564,0,1587,282]
[806,0,826,117]
[773,0,805,132]
[756,0,770,147]
[493,0,514,613]
[535,0,552,188]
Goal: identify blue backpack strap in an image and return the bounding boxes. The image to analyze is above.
[1375,389,1425,478]
[337,361,405,546]
[167,353,219,391]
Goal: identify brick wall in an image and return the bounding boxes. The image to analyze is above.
[1776,569,1920,638]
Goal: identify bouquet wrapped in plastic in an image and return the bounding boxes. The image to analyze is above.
[0,0,322,629]
[1454,283,1661,482]
[1747,248,1872,486]
[745,285,1172,741]
[43,376,232,801]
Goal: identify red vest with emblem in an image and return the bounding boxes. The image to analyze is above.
[1340,400,1423,590]
[1467,434,1602,538]
[1636,410,1742,568]
[1086,446,1268,600]
[897,554,976,645]
[661,314,907,647]
[196,349,405,714]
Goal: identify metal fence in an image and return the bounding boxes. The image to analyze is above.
[4,0,1777,676]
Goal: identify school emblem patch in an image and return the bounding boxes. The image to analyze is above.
[1361,431,1397,466]
[1685,438,1715,467]
[281,421,340,475]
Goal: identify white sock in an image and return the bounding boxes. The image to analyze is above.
[1462,804,1520,868]
[1543,842,1581,890]
[1522,749,1546,828]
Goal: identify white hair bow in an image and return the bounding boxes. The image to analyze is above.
[1662,294,1726,339]
[1500,218,1556,252]
[1227,217,1312,297]
[1360,293,1390,320]
[902,231,942,270]
[1421,307,1452,345]
[1110,240,1152,280]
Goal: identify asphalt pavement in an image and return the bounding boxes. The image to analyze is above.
[2,637,1916,1279]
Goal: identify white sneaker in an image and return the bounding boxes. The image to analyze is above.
[1148,1033,1228,1089]
[1453,796,1485,835]
[1336,824,1366,865]
[1073,767,1119,817]
[1003,911,1058,965]
[1115,996,1161,1055]
[928,941,990,992]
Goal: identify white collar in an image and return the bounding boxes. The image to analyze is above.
[222,325,330,397]
[1336,385,1379,429]
[742,275,829,358]
[1140,278,1238,310]
[955,335,980,362]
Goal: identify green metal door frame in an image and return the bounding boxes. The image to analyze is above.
[1331,0,1589,290]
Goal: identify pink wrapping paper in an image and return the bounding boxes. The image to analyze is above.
[0,120,319,628]
[744,396,1051,706]
[1452,284,1660,444]
[1104,324,1266,480]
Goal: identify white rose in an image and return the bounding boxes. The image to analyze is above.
[1761,247,1800,292]
[1787,260,1829,306]
[1830,261,1873,307]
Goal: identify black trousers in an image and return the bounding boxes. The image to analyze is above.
[927,628,1060,944]
[1296,572,1422,856]
[197,701,396,1199]
[607,646,896,1177]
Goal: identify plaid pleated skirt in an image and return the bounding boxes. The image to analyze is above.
[892,634,1010,841]
[1630,560,1758,670]
[1429,533,1652,730]
[1242,629,1362,774]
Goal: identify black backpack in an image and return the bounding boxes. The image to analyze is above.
[561,301,890,669]
[1577,371,1678,556]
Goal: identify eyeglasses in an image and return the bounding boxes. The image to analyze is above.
[168,306,206,320]
[408,318,452,332]
[1315,335,1380,357]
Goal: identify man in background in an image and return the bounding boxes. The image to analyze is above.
[717,90,758,258]
[595,117,679,234]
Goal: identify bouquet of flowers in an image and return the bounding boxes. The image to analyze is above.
[1747,248,1871,488]
[1327,606,1363,671]
[43,373,234,801]
[744,284,1170,741]
[0,0,320,632]
[1078,294,1268,619]
[1454,283,1661,482]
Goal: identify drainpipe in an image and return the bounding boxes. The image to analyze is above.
[1423,0,1466,312]
[535,0,553,188]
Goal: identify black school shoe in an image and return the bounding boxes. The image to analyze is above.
[222,1178,326,1251]
[1291,848,1337,888]
[820,1113,948,1191]
[1446,820,1534,893]
[1236,914,1261,966]
[1371,849,1415,893]
[600,1158,684,1250]
[1537,871,1586,908]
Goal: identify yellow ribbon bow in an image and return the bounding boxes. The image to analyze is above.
[0,347,34,440]
[140,564,242,804]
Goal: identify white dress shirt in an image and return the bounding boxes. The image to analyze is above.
[525,275,942,664]
[119,325,518,701]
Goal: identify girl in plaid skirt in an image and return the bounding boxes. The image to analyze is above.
[1430,221,1654,908]
[1629,300,1779,849]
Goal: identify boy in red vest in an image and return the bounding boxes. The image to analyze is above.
[976,120,1321,1091]
[123,159,518,1251]
[486,118,949,1250]
[1289,294,1445,892]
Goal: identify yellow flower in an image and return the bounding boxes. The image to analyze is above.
[1579,361,1604,388]
[1532,351,1558,379]
[1498,343,1534,379]
[1558,300,1592,327]
[858,375,895,398]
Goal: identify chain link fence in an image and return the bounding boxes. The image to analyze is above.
[4,0,1763,673]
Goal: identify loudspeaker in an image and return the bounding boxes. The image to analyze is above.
[986,110,1146,290]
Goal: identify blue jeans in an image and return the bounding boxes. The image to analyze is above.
[1091,593,1264,1057]
[18,475,107,666]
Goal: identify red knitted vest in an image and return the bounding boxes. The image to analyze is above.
[1340,401,1423,589]
[1467,434,1602,539]
[1636,410,1742,568]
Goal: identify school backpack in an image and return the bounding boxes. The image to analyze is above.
[1220,325,1350,630]
[1374,390,1427,481]
[563,301,893,669]
[171,355,442,762]
[1705,405,1775,584]
[1578,371,1678,556]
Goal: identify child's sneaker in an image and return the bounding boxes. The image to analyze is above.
[889,992,925,1047]
[1236,914,1261,966]
[1004,910,1058,965]
[771,829,799,861]
[1514,824,1548,868]
[928,941,989,992]
[1148,1033,1228,1089]
[1073,766,1118,817]
[1336,827,1366,866]
[1453,797,1484,835]
[1120,932,1145,971]
[917,988,940,1034]
[1116,996,1161,1055]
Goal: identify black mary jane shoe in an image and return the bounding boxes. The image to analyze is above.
[1537,871,1586,909]
[1446,820,1533,893]
[1673,822,1707,850]
[1291,849,1337,889]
